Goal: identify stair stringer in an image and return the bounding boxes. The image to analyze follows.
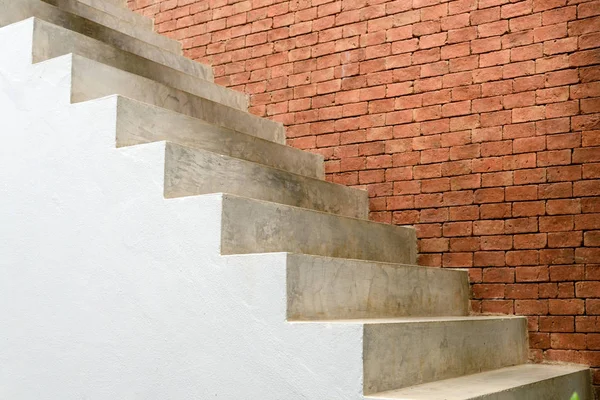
[0,30,369,399]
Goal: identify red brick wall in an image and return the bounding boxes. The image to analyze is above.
[129,0,599,392]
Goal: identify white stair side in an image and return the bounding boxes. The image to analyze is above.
[0,0,213,81]
[42,0,182,53]
[69,54,285,144]
[115,97,324,179]
[220,194,417,264]
[286,254,470,320]
[164,143,368,219]
[27,18,246,111]
[368,364,593,400]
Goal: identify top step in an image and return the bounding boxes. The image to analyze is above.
[55,0,154,30]
[0,0,211,80]
[42,0,182,54]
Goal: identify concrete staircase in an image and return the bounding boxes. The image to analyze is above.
[0,1,593,398]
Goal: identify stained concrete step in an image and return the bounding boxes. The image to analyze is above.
[24,18,245,111]
[59,0,154,30]
[69,54,284,144]
[360,316,528,394]
[42,0,181,53]
[115,97,324,180]
[368,364,593,400]
[0,0,212,81]
[164,143,368,219]
[220,194,417,264]
[285,254,470,320]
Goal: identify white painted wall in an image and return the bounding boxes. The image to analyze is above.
[0,19,365,399]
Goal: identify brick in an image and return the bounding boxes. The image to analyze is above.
[507,251,540,266]
[514,233,548,249]
[474,251,506,267]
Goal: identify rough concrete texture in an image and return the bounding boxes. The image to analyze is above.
[115,96,324,179]
[164,142,368,219]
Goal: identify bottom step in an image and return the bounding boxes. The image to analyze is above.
[368,364,592,400]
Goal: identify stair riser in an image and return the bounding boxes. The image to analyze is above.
[0,0,212,80]
[221,195,417,264]
[286,254,470,320]
[471,370,593,400]
[42,0,181,53]
[165,144,368,219]
[115,97,325,180]
[363,318,529,394]
[30,18,246,111]
[70,55,285,144]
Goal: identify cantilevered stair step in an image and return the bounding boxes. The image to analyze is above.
[164,143,368,219]
[367,364,593,400]
[220,194,417,264]
[115,97,324,179]
[69,54,284,144]
[0,0,212,81]
[285,253,470,320]
[25,18,245,110]
[42,0,181,54]
[360,316,528,394]
[55,0,154,30]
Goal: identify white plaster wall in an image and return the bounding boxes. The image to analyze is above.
[0,19,364,399]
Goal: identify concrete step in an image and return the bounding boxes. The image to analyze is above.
[115,97,323,179]
[368,364,593,400]
[69,54,284,144]
[285,254,470,320]
[24,18,245,111]
[60,0,154,30]
[0,0,212,81]
[220,194,417,264]
[42,0,181,54]
[164,143,368,219]
[356,316,528,394]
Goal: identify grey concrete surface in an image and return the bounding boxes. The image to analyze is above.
[286,254,470,320]
[220,194,417,264]
[115,97,324,179]
[362,316,529,394]
[164,143,368,219]
[69,55,285,144]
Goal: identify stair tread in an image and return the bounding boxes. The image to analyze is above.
[368,364,590,399]
[290,315,525,324]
